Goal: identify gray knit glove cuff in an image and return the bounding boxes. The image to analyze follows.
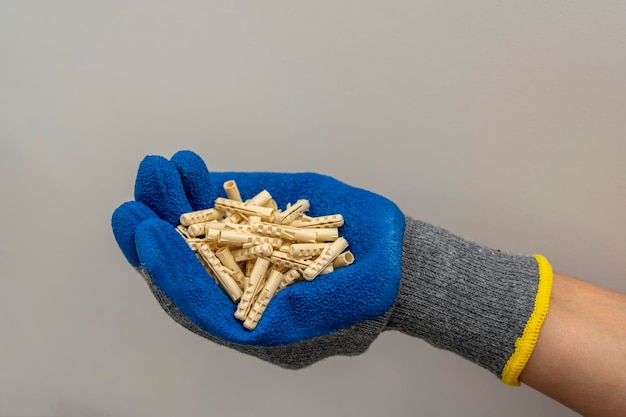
[387,216,553,386]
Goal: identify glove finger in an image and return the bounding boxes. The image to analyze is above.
[134,218,246,340]
[134,155,193,226]
[170,150,217,211]
[111,201,158,267]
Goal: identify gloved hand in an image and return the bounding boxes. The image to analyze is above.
[112,150,553,386]
[112,150,405,368]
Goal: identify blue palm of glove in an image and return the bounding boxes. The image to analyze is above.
[112,150,404,366]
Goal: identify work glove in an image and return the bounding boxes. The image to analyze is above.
[112,150,553,386]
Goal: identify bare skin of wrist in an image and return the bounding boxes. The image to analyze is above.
[519,273,626,417]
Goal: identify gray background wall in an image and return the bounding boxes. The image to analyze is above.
[1,1,625,416]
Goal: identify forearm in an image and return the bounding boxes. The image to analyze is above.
[520,273,626,417]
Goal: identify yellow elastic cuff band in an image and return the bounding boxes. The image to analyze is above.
[500,254,553,386]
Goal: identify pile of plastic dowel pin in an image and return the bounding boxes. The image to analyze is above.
[175,180,355,330]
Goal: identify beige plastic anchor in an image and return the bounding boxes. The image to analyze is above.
[243,269,285,330]
[188,221,227,237]
[214,198,275,220]
[185,228,220,243]
[310,228,339,242]
[277,199,310,225]
[223,180,242,202]
[198,244,243,302]
[290,243,332,258]
[218,230,282,248]
[246,189,272,206]
[223,222,253,234]
[265,199,279,211]
[230,243,274,262]
[185,235,220,251]
[180,208,224,226]
[215,246,245,289]
[270,251,313,271]
[222,212,245,224]
[234,257,270,321]
[251,222,317,243]
[302,237,349,280]
[220,189,273,224]
[278,243,292,253]
[289,214,344,228]
[244,259,255,277]
[187,223,206,238]
[277,269,302,291]
[333,251,355,269]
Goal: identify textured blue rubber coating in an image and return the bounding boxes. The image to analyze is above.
[112,150,405,346]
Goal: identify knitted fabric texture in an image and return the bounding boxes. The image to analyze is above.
[387,217,540,377]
